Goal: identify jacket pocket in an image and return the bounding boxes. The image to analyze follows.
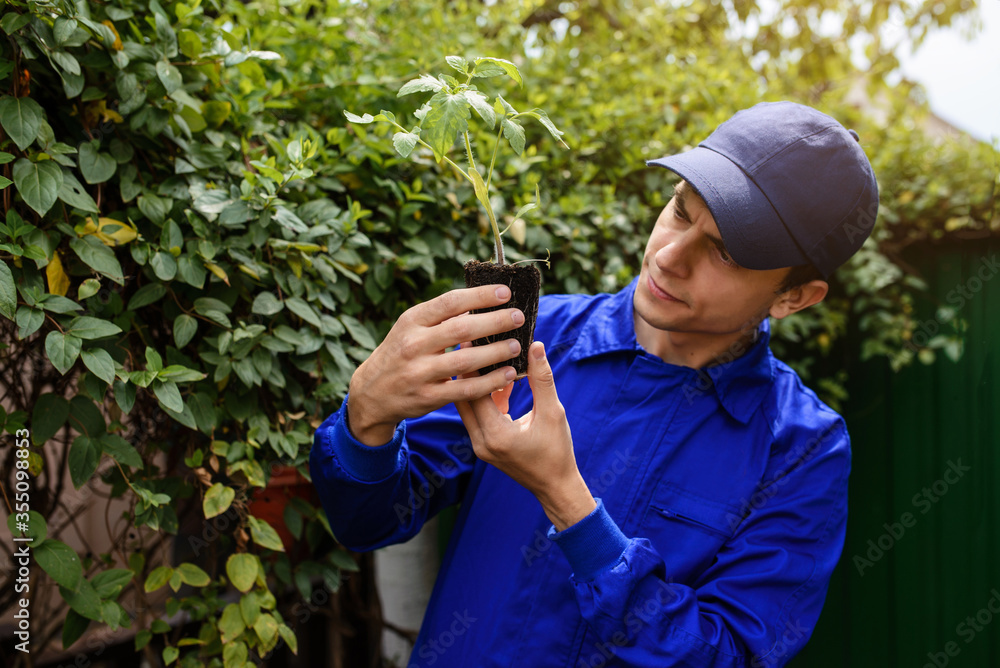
[649,506,735,540]
[639,482,743,583]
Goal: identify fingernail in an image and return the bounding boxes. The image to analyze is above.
[505,368,517,381]
[508,339,520,355]
[496,286,510,300]
[533,342,545,360]
[511,310,524,325]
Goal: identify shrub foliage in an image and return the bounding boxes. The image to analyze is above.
[0,0,994,665]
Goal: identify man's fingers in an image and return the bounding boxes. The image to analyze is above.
[435,339,521,379]
[436,306,524,351]
[492,382,513,415]
[410,285,514,327]
[526,342,561,413]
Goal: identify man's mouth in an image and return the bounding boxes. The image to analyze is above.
[647,275,683,303]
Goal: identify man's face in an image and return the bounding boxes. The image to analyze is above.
[634,182,791,341]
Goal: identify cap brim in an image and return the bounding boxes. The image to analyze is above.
[647,149,809,271]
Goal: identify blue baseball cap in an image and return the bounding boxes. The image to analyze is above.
[647,101,879,279]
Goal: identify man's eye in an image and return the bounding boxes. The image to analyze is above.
[718,248,738,267]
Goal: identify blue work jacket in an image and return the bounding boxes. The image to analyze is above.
[310,279,850,667]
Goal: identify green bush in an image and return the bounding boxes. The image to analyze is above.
[0,0,994,664]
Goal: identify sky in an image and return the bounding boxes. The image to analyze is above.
[895,0,1000,142]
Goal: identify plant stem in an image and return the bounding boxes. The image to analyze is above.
[485,123,503,193]
[387,118,504,264]
[463,131,476,171]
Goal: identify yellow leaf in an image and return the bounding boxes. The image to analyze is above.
[46,251,70,296]
[510,218,527,245]
[97,217,137,245]
[238,264,260,280]
[205,262,230,285]
[102,20,124,51]
[79,218,138,246]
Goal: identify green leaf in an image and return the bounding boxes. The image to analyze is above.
[468,166,492,214]
[78,278,101,300]
[524,108,569,147]
[223,641,248,668]
[45,331,82,375]
[69,236,125,284]
[240,592,261,626]
[0,259,15,321]
[58,171,100,213]
[501,118,525,155]
[218,603,245,643]
[156,60,183,94]
[463,90,496,128]
[392,131,419,158]
[176,563,211,587]
[68,316,122,340]
[254,613,279,646]
[135,630,152,651]
[81,349,116,384]
[202,100,231,128]
[247,516,285,551]
[155,12,178,57]
[13,159,63,216]
[178,29,202,58]
[173,314,197,348]
[127,283,166,311]
[78,141,117,184]
[68,435,100,488]
[7,510,47,547]
[150,250,177,280]
[144,566,174,592]
[226,553,259,593]
[59,578,102,621]
[473,57,523,86]
[100,434,143,468]
[343,111,374,124]
[286,297,321,327]
[32,394,70,445]
[158,364,205,383]
[35,539,83,590]
[16,307,44,338]
[278,623,298,655]
[0,96,44,151]
[62,609,90,649]
[91,569,133,598]
[54,17,78,45]
[152,380,183,412]
[203,483,235,519]
[145,347,163,372]
[114,379,136,414]
[163,646,179,665]
[422,91,472,159]
[446,55,469,74]
[51,50,81,76]
[0,13,32,34]
[251,292,283,316]
[397,74,447,97]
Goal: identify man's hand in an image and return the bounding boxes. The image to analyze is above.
[456,341,597,531]
[347,285,525,446]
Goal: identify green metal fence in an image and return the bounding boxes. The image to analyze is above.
[793,241,1000,667]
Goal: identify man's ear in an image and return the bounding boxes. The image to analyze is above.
[769,280,829,320]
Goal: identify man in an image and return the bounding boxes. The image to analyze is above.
[311,101,878,667]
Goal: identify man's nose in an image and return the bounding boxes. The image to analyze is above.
[654,230,697,278]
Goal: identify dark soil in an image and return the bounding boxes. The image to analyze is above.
[464,260,541,378]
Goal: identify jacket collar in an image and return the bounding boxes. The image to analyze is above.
[561,278,774,424]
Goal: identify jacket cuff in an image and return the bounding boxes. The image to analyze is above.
[329,398,404,482]
[548,498,630,581]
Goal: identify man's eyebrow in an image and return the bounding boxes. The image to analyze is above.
[673,183,691,220]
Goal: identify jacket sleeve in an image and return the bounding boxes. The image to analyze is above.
[548,423,850,667]
[309,396,476,551]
